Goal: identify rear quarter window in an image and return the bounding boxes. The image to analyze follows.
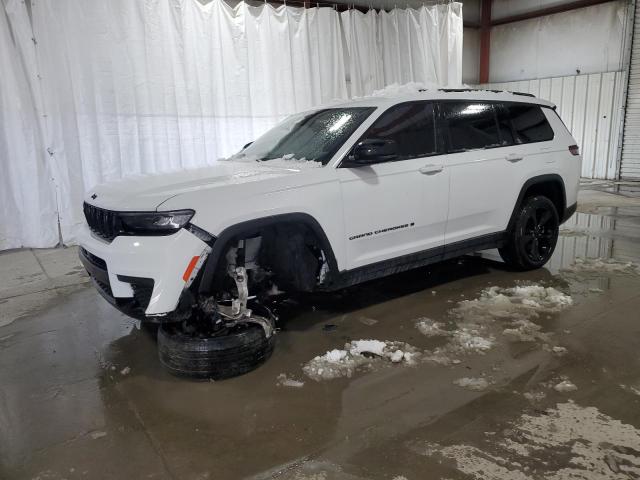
[506,104,555,144]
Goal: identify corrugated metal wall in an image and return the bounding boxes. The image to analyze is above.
[482,71,626,180]
[621,1,640,179]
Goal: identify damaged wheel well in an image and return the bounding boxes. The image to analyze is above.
[198,214,338,295]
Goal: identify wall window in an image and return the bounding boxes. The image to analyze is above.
[506,104,555,144]
[364,102,438,160]
[441,102,501,152]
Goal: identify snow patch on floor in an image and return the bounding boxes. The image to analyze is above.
[414,402,640,479]
[277,374,305,388]
[415,317,449,337]
[561,257,640,276]
[453,377,490,391]
[553,380,578,393]
[302,340,420,381]
[620,384,640,396]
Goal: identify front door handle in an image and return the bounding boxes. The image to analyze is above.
[506,153,524,162]
[419,164,444,175]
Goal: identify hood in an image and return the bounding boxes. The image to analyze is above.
[85,160,320,211]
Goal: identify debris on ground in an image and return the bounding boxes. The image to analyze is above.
[276,373,305,388]
[453,377,490,391]
[89,431,107,440]
[120,366,131,376]
[302,339,420,381]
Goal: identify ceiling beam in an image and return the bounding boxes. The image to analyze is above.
[490,0,617,27]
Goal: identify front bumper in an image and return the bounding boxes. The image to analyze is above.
[78,224,211,318]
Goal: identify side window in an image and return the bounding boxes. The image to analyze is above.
[507,104,555,143]
[364,102,438,160]
[441,102,501,152]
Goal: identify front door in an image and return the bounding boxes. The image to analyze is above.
[338,101,449,269]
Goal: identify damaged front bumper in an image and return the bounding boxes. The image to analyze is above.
[78,224,211,320]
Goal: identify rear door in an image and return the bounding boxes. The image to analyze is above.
[338,101,449,269]
[440,101,520,245]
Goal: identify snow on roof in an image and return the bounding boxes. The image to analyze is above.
[331,82,555,109]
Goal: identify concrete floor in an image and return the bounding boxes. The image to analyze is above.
[1,181,640,480]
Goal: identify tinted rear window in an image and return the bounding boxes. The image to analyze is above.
[507,104,554,143]
[441,102,501,152]
[365,102,437,160]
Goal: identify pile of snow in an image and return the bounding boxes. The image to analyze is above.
[224,152,323,170]
[453,285,572,323]
[561,257,640,275]
[453,377,490,392]
[415,317,449,337]
[452,284,572,344]
[554,379,578,393]
[451,327,494,353]
[367,82,438,98]
[302,339,419,381]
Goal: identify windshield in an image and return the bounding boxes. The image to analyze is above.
[229,107,375,166]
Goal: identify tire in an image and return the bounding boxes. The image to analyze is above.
[157,323,275,380]
[499,195,559,271]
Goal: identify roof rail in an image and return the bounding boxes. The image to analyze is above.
[417,87,537,99]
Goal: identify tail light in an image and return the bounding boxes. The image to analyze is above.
[569,145,580,156]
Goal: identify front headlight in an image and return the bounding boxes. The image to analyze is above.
[119,210,195,234]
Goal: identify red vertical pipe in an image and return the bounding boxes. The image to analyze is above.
[479,0,492,84]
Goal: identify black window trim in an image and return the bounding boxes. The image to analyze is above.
[438,99,556,154]
[337,99,557,167]
[338,100,445,168]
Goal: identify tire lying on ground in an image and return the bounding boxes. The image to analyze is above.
[157,323,275,380]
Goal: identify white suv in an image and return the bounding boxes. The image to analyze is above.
[79,89,581,378]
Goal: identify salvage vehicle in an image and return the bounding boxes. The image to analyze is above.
[79,89,581,378]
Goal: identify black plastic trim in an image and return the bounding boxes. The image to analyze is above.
[323,231,507,290]
[198,213,339,294]
[507,174,567,232]
[562,202,577,224]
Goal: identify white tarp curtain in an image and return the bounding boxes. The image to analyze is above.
[342,4,463,97]
[0,4,58,250]
[1,0,463,249]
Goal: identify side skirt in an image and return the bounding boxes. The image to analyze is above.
[323,231,507,291]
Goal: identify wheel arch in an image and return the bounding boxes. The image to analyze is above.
[197,213,339,294]
[507,174,567,232]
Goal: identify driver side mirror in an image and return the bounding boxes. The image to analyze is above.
[347,138,398,166]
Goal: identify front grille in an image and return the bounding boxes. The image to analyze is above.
[83,202,122,242]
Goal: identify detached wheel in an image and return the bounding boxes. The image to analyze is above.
[499,195,559,271]
[158,323,275,380]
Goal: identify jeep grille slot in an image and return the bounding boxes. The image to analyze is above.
[83,202,121,242]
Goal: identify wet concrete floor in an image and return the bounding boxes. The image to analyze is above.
[1,182,640,479]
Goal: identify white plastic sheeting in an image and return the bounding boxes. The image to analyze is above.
[2,0,463,249]
[483,71,626,180]
[342,3,463,96]
[0,4,58,250]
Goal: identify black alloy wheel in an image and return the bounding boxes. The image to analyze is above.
[499,195,559,271]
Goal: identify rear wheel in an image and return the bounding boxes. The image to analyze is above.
[499,195,559,271]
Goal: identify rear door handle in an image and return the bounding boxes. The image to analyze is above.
[419,164,444,175]
[506,153,524,162]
